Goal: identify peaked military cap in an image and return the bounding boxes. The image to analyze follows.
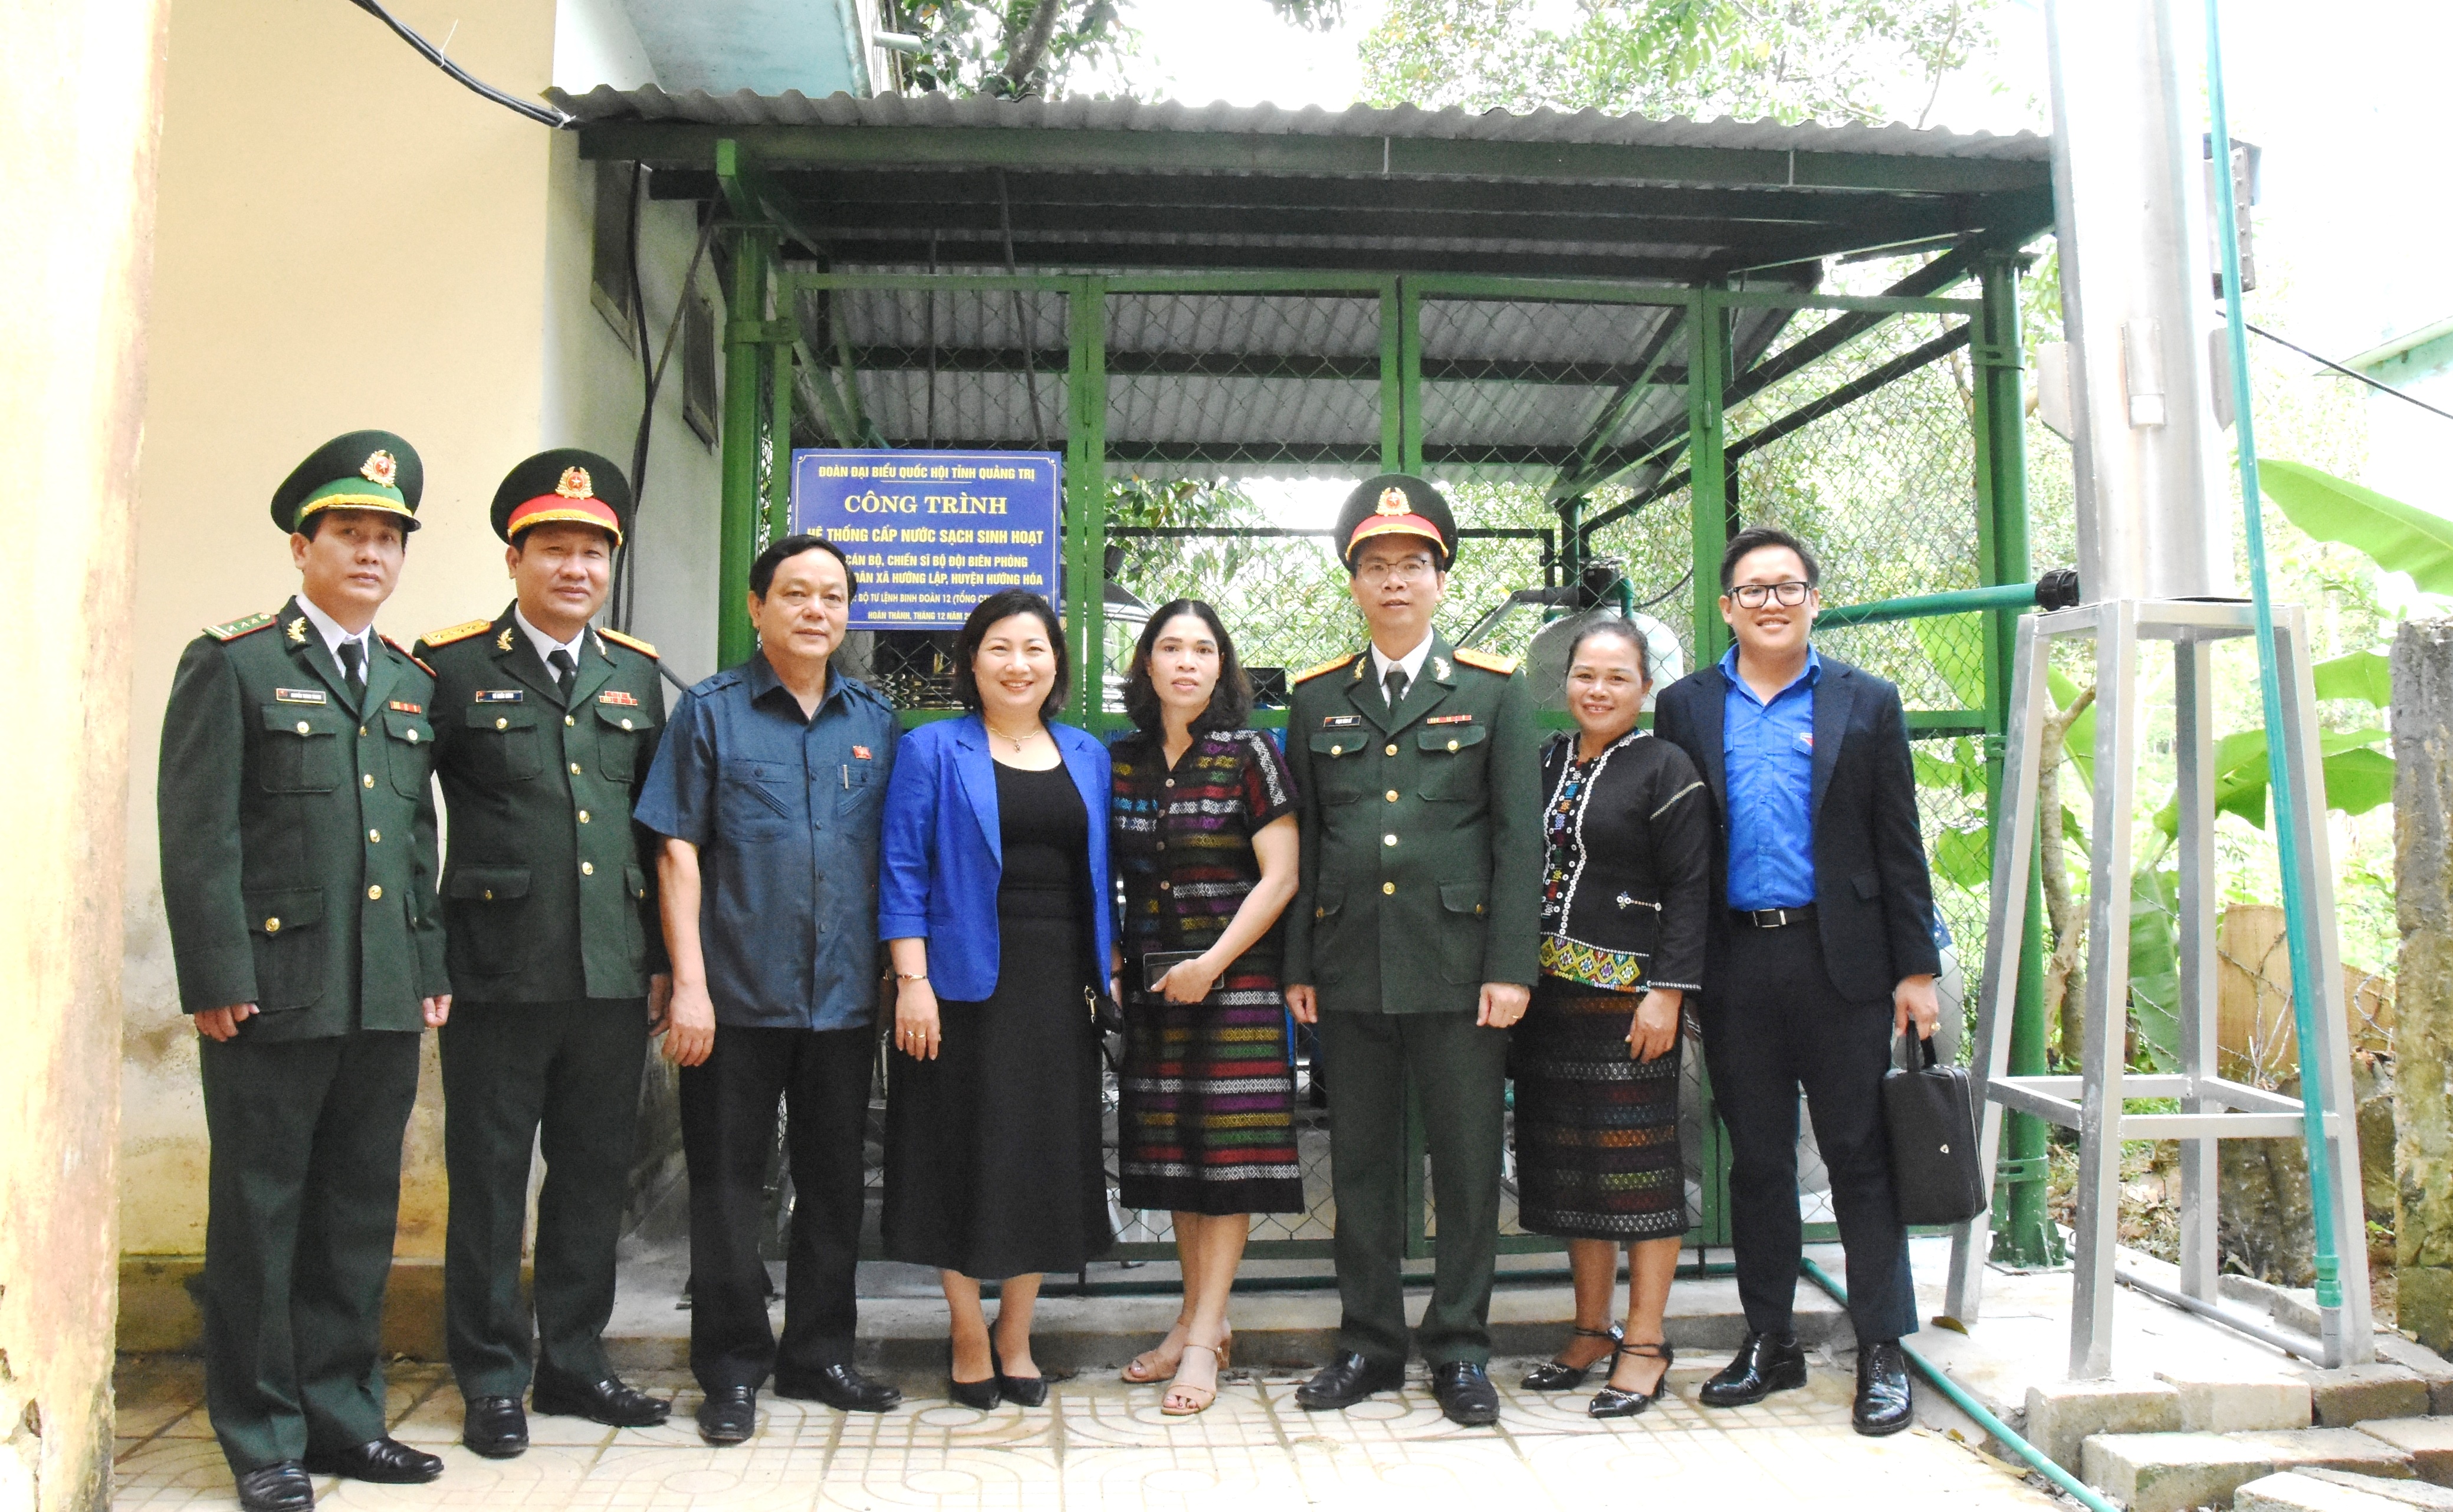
[270,430,423,534]
[492,448,631,545]
[1334,472,1456,569]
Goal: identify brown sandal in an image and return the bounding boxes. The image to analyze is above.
[1161,1340,1227,1416]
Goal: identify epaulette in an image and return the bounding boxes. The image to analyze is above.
[380,634,435,677]
[419,618,494,649]
[1292,653,1361,685]
[204,611,277,642]
[599,627,658,659]
[1454,648,1521,676]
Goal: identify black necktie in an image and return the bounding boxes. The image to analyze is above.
[1384,664,1409,711]
[337,638,366,701]
[549,647,577,701]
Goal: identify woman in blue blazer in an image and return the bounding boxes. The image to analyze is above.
[879,590,1116,1410]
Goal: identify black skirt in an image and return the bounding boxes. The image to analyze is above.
[881,763,1115,1278]
[1509,974,1690,1241]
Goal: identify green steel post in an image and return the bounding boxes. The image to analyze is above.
[718,228,772,669]
[1687,291,1730,661]
[1973,252,2060,1266]
[1379,280,1405,472]
[1064,278,1108,727]
[1397,280,1424,474]
[766,340,794,547]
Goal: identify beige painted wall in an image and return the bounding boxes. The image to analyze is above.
[120,0,561,1267]
[1,0,170,1504]
[117,0,728,1352]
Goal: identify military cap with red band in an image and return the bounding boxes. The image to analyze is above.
[1332,472,1457,570]
[490,448,632,546]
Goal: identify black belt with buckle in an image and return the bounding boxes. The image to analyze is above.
[1735,904,1817,929]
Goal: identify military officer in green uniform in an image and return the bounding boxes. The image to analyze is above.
[412,451,673,1458]
[159,431,452,1512]
[1283,474,1543,1428]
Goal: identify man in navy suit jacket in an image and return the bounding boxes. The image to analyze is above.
[1651,525,1942,1438]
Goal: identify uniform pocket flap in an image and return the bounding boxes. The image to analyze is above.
[594,699,657,733]
[1308,730,1364,756]
[1853,870,1880,901]
[381,711,433,745]
[465,704,539,730]
[1310,889,1345,920]
[261,705,342,735]
[448,866,533,902]
[624,862,648,902]
[1439,883,1487,916]
[1418,724,1489,751]
[244,888,323,935]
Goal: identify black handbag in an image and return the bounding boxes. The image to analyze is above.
[1881,1033,1986,1226]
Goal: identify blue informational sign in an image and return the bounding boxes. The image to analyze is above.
[789,449,1064,630]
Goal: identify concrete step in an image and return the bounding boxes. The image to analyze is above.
[2238,1470,2453,1512]
[2082,1426,2425,1511]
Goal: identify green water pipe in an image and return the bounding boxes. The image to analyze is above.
[1799,1257,2119,1512]
[2205,0,2344,1316]
[1814,581,2045,631]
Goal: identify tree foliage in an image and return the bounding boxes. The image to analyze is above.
[1358,0,2001,126]
[888,0,1345,100]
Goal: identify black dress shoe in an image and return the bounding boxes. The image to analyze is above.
[696,1385,757,1445]
[1852,1339,1915,1436]
[948,1370,1001,1411]
[1295,1350,1406,1411]
[234,1461,313,1512]
[532,1373,671,1427]
[461,1395,528,1458]
[991,1346,1049,1409]
[1429,1361,1500,1426]
[774,1363,904,1414]
[1520,1323,1624,1391]
[301,1438,444,1484]
[1697,1330,1808,1408]
[1589,1340,1675,1419]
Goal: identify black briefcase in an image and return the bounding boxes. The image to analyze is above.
[1882,1033,1986,1226]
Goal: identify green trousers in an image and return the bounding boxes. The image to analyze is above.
[1315,1010,1510,1368]
[199,1029,422,1472]
[439,998,648,1398]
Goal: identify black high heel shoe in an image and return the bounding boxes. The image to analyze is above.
[1588,1340,1674,1419]
[993,1345,1049,1409]
[950,1342,1001,1411]
[1520,1323,1625,1391]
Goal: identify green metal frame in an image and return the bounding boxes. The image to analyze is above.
[712,219,2029,1262]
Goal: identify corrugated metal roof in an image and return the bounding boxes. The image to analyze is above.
[547,86,2048,164]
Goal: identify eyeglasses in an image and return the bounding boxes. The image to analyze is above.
[1357,557,1439,585]
[1729,581,1812,609]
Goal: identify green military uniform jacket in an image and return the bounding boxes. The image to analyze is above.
[1282,633,1544,1013]
[159,598,448,1038]
[413,605,668,1002]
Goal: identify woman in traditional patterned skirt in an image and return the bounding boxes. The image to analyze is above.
[1511,616,1712,1418]
[1108,599,1303,1416]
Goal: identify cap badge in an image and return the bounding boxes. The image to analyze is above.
[556,466,593,500]
[360,450,398,488]
[1376,486,1408,516]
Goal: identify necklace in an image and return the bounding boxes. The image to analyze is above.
[984,719,1042,754]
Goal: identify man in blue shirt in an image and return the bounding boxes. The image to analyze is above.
[1652,525,1942,1438]
[636,534,904,1444]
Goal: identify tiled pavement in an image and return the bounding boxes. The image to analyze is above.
[114,1354,2066,1510]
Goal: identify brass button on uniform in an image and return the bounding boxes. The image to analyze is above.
[569,762,582,775]
[565,715,576,727]
[1383,833,1398,847]
[1385,790,1399,802]
[495,717,509,731]
[264,917,281,934]
[362,773,375,788]
[482,889,495,901]
[1384,743,1398,757]
[621,718,635,731]
[294,721,311,735]
[577,810,591,824]
[1315,905,1326,919]
[366,885,383,900]
[1447,739,1460,752]
[1382,881,1396,895]
[580,862,595,876]
[405,728,418,743]
[1329,744,1343,757]
[367,829,381,843]
[358,725,369,737]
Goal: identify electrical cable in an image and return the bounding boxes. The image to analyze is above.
[2247,322,2453,425]
[341,0,574,128]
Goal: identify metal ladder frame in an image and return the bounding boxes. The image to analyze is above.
[1943,597,2372,1376]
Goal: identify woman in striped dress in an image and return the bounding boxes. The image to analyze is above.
[1109,600,1303,1416]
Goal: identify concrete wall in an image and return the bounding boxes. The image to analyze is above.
[1,0,172,1504]
[116,0,730,1353]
